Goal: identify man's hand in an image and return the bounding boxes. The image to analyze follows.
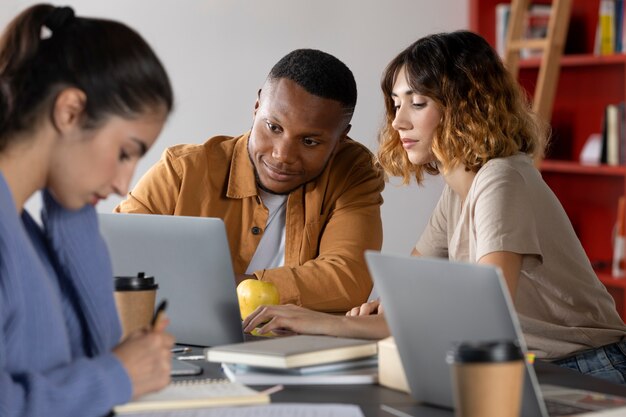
[345,298,383,316]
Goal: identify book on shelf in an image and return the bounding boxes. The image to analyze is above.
[113,378,269,414]
[597,0,616,55]
[495,3,551,58]
[495,3,511,57]
[614,0,624,52]
[594,0,626,54]
[600,102,626,166]
[205,334,378,369]
[221,357,378,385]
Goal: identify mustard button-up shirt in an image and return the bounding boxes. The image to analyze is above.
[116,133,384,312]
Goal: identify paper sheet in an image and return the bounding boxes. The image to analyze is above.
[124,403,364,417]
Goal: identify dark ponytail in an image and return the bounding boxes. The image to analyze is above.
[0,3,173,151]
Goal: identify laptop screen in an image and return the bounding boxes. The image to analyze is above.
[365,251,547,417]
[99,213,244,347]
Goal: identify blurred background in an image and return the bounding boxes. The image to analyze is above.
[1,0,467,255]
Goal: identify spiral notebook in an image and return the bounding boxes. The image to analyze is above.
[113,378,270,414]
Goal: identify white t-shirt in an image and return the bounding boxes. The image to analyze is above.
[245,190,287,274]
[417,154,626,360]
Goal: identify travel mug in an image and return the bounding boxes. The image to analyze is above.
[114,272,158,339]
[447,340,525,417]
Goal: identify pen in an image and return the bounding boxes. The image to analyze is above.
[260,384,284,396]
[171,347,192,354]
[176,355,205,361]
[151,299,168,328]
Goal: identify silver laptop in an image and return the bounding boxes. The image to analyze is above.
[99,213,244,347]
[365,251,626,417]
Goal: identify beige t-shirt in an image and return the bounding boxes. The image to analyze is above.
[417,154,626,360]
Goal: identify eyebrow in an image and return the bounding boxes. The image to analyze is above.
[391,90,414,98]
[131,138,148,157]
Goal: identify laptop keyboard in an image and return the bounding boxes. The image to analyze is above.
[545,399,594,416]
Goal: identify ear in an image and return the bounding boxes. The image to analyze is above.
[51,88,87,134]
[342,123,352,138]
[253,88,262,118]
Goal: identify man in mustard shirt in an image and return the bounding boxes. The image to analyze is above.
[116,49,384,313]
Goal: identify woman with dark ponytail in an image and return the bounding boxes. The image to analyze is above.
[0,4,175,416]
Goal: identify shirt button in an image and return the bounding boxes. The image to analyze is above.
[251,226,262,235]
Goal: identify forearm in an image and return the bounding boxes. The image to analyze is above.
[334,314,391,340]
[258,202,383,311]
[256,257,375,312]
[243,304,390,340]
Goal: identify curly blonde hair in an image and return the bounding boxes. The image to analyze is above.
[377,31,548,184]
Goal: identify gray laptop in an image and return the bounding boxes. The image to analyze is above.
[365,251,626,417]
[98,213,244,347]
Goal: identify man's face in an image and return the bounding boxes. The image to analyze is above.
[248,78,351,195]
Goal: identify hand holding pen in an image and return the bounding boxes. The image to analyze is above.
[151,299,169,330]
[112,299,175,399]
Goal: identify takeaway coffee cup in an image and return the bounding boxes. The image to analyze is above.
[114,272,158,339]
[447,340,525,417]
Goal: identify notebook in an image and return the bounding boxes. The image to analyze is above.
[205,335,378,369]
[365,251,626,417]
[113,378,269,414]
[171,358,202,376]
[98,213,244,347]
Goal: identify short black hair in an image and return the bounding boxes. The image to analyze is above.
[267,48,357,117]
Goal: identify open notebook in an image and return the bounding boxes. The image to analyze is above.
[113,378,269,414]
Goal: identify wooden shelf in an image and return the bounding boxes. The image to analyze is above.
[541,160,626,176]
[471,0,626,320]
[598,272,626,319]
[598,271,626,287]
[520,53,626,68]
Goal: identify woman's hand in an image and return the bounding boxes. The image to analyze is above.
[242,304,343,337]
[345,298,383,317]
[113,316,175,399]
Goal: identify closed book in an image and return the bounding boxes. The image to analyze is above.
[598,0,616,55]
[607,103,620,165]
[377,337,410,393]
[222,360,378,385]
[205,335,378,369]
[495,3,511,57]
[617,0,624,52]
[113,378,269,414]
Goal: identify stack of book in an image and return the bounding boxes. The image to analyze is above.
[594,0,626,55]
[205,335,379,385]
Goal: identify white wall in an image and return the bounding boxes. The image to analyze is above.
[3,0,467,255]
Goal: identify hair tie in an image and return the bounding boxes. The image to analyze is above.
[42,6,75,38]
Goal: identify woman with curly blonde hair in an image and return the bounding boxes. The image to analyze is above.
[244,31,626,384]
[377,31,545,185]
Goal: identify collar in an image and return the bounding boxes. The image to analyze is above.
[226,132,259,199]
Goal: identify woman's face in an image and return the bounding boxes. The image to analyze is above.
[390,67,441,166]
[47,109,167,210]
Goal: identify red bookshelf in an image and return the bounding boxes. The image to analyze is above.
[470,0,626,319]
